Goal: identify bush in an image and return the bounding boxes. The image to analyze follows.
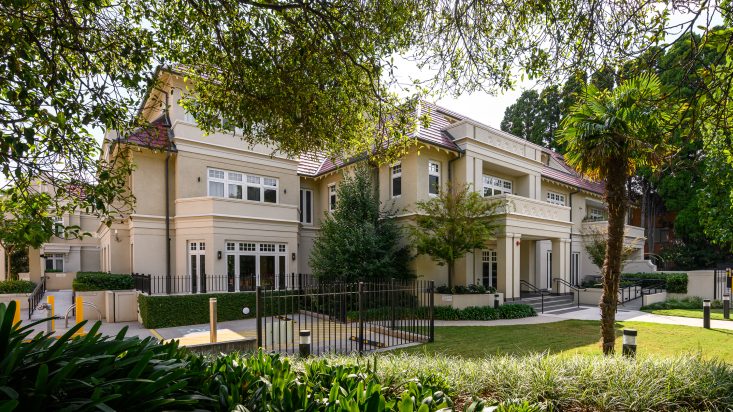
[642,296,723,311]
[621,272,688,293]
[0,301,215,410]
[436,283,497,294]
[72,272,134,291]
[138,291,296,328]
[0,280,36,294]
[497,303,537,319]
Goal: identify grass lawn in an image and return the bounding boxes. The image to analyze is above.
[399,319,733,361]
[643,307,732,321]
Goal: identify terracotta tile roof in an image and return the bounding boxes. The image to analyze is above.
[415,102,462,151]
[122,116,172,150]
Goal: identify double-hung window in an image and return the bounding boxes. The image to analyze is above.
[208,168,278,203]
[391,163,402,198]
[546,191,566,206]
[52,215,64,237]
[482,175,512,197]
[328,184,337,211]
[587,207,606,221]
[428,161,440,196]
[300,189,313,224]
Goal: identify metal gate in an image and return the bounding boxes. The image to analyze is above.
[255,279,434,355]
[714,268,731,300]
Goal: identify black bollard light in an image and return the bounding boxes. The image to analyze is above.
[704,299,711,329]
[299,330,311,357]
[622,329,637,358]
[494,294,500,309]
[725,295,730,320]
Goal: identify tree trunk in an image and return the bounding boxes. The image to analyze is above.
[448,261,454,290]
[600,165,628,355]
[5,246,15,281]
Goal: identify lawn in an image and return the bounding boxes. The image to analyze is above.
[399,319,733,361]
[643,307,732,321]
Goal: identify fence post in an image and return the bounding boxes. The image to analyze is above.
[358,282,364,355]
[256,286,263,348]
[390,278,396,330]
[429,281,435,343]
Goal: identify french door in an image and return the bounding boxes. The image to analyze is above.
[188,241,206,293]
[481,250,497,289]
[546,251,552,289]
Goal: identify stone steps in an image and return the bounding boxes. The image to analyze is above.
[517,293,577,313]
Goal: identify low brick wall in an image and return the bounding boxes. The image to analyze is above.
[185,338,257,355]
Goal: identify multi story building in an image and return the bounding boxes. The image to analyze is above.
[3,67,654,298]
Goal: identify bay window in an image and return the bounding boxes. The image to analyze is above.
[208,168,278,203]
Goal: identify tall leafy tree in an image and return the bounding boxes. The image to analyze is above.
[410,183,502,289]
[558,73,675,354]
[310,166,412,281]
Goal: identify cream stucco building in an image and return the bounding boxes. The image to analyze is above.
[3,68,654,299]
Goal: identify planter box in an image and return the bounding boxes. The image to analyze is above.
[0,293,32,310]
[434,293,504,309]
[578,287,643,306]
[642,291,667,307]
[74,289,138,323]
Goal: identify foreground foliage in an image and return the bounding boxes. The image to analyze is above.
[0,280,36,294]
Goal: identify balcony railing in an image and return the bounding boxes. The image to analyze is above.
[581,220,645,239]
[487,194,571,222]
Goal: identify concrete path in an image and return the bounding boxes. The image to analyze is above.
[546,305,733,330]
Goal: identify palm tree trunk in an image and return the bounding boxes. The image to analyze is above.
[5,246,15,281]
[600,165,628,355]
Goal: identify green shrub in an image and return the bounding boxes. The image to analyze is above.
[0,301,215,410]
[0,280,36,294]
[436,284,497,294]
[497,303,537,319]
[72,271,134,291]
[138,291,296,329]
[642,296,724,311]
[621,272,688,293]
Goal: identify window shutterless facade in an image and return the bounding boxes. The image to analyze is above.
[483,175,513,197]
[428,161,440,196]
[481,250,498,288]
[328,184,337,211]
[546,191,566,206]
[391,163,402,198]
[208,168,278,203]
[299,189,313,224]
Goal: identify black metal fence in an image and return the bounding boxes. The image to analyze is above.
[27,276,46,319]
[619,278,666,304]
[714,268,731,300]
[132,273,319,295]
[256,279,434,355]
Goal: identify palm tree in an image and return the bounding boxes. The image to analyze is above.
[558,73,675,354]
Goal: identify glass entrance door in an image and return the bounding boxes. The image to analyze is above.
[188,241,206,293]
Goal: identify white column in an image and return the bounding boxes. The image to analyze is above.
[552,239,571,294]
[512,234,522,299]
[497,235,513,299]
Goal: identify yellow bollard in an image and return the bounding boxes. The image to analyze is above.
[75,296,84,334]
[12,299,20,327]
[47,295,55,331]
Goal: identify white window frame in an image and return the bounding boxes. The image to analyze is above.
[588,207,606,221]
[328,184,337,212]
[482,175,513,197]
[207,168,278,204]
[546,191,566,206]
[391,163,402,198]
[52,215,64,237]
[428,160,440,196]
[481,250,498,288]
[225,241,289,290]
[299,188,313,224]
[45,253,64,272]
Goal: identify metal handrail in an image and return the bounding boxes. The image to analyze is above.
[519,280,548,313]
[27,277,46,320]
[64,302,103,328]
[553,278,586,308]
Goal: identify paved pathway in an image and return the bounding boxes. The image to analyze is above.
[431,304,733,331]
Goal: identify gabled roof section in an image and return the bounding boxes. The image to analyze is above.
[541,148,605,195]
[112,115,174,151]
[416,101,462,151]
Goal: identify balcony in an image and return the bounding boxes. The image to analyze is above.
[487,194,571,223]
[175,196,299,223]
[582,220,645,239]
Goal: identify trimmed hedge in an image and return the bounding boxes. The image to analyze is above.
[622,272,688,293]
[349,304,537,322]
[0,280,36,294]
[138,291,295,329]
[72,272,134,291]
[642,296,723,311]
